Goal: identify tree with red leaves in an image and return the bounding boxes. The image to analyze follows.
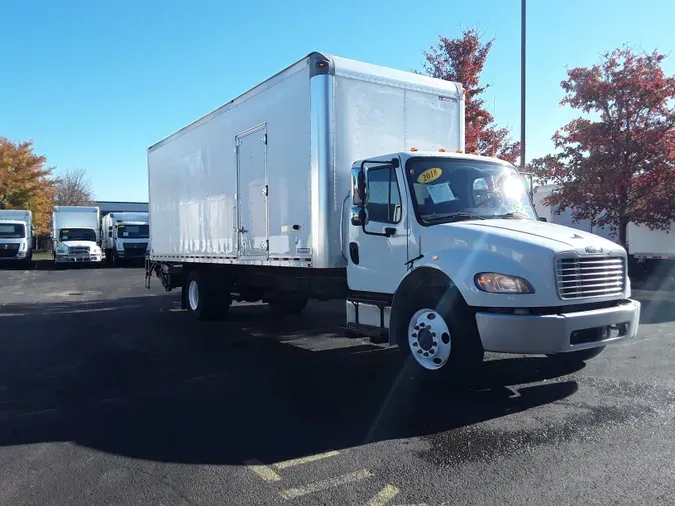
[531,47,675,248]
[422,29,520,163]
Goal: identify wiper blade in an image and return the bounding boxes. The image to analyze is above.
[490,211,531,220]
[425,213,486,222]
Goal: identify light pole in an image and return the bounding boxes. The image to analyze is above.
[521,0,526,174]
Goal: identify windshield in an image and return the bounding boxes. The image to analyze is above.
[117,224,149,239]
[0,224,26,239]
[59,228,96,242]
[405,157,537,225]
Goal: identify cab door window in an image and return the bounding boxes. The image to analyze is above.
[366,167,402,224]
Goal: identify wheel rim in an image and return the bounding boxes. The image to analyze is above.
[407,308,451,370]
[188,280,200,311]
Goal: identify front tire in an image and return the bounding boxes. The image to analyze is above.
[393,288,484,378]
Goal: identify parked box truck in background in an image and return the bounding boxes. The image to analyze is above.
[52,206,103,267]
[101,212,150,264]
[147,52,640,378]
[0,210,34,267]
[533,184,674,279]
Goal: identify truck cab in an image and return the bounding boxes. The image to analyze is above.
[0,210,34,267]
[101,212,150,264]
[52,206,103,266]
[346,150,641,373]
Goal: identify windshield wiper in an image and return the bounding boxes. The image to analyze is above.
[425,213,486,223]
[490,211,532,220]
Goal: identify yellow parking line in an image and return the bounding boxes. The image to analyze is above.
[273,450,340,470]
[367,484,400,505]
[244,459,282,482]
[279,469,374,500]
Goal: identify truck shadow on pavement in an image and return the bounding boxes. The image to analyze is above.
[0,294,582,466]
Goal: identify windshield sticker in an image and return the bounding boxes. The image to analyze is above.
[417,168,442,184]
[427,183,457,204]
[123,232,129,237]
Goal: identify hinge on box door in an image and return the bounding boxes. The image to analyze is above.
[264,239,269,251]
[262,185,268,196]
[262,134,267,145]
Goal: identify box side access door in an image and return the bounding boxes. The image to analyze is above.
[235,124,269,258]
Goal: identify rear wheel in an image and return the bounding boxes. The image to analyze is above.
[546,346,605,364]
[393,287,484,379]
[184,269,229,321]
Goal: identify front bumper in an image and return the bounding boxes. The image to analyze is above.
[55,254,102,263]
[475,299,641,354]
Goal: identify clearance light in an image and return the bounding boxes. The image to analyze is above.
[438,148,447,152]
[471,151,479,155]
[456,149,463,153]
[410,147,419,152]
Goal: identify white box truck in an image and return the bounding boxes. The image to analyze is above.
[101,211,150,264]
[533,184,674,279]
[0,210,34,267]
[52,206,103,267]
[146,52,641,376]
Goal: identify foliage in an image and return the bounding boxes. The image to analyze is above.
[54,167,95,206]
[0,137,56,234]
[422,28,520,163]
[531,47,675,247]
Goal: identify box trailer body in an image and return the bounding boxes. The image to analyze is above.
[148,53,464,270]
[147,52,640,377]
[0,210,33,265]
[101,211,150,263]
[52,206,103,265]
[533,184,674,273]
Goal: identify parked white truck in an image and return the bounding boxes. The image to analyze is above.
[101,211,150,264]
[146,52,641,376]
[0,210,34,266]
[533,184,675,279]
[52,206,103,267]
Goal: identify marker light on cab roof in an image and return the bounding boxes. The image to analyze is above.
[438,148,447,152]
[410,147,418,152]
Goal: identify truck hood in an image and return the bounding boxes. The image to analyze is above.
[448,219,623,254]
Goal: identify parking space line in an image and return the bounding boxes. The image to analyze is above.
[367,484,400,505]
[279,469,374,500]
[244,459,282,482]
[273,450,340,470]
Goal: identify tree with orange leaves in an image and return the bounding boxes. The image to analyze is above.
[0,137,56,235]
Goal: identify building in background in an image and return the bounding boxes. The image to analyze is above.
[94,201,149,216]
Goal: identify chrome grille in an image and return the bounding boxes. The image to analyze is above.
[69,246,90,255]
[556,255,626,300]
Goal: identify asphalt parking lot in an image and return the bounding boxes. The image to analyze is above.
[1,265,674,505]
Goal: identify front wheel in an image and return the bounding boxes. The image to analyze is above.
[546,346,605,364]
[393,289,484,378]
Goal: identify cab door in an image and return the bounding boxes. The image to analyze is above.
[346,159,409,295]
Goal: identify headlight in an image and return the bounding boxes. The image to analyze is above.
[56,246,67,254]
[474,273,535,294]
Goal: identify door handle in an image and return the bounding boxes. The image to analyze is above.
[384,227,396,237]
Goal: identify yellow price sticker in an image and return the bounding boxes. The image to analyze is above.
[417,168,443,184]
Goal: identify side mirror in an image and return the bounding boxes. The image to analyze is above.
[357,170,367,205]
[350,207,368,226]
[538,217,548,222]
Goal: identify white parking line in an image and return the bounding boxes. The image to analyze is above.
[279,469,374,500]
[367,484,400,505]
[244,459,282,482]
[274,450,340,470]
